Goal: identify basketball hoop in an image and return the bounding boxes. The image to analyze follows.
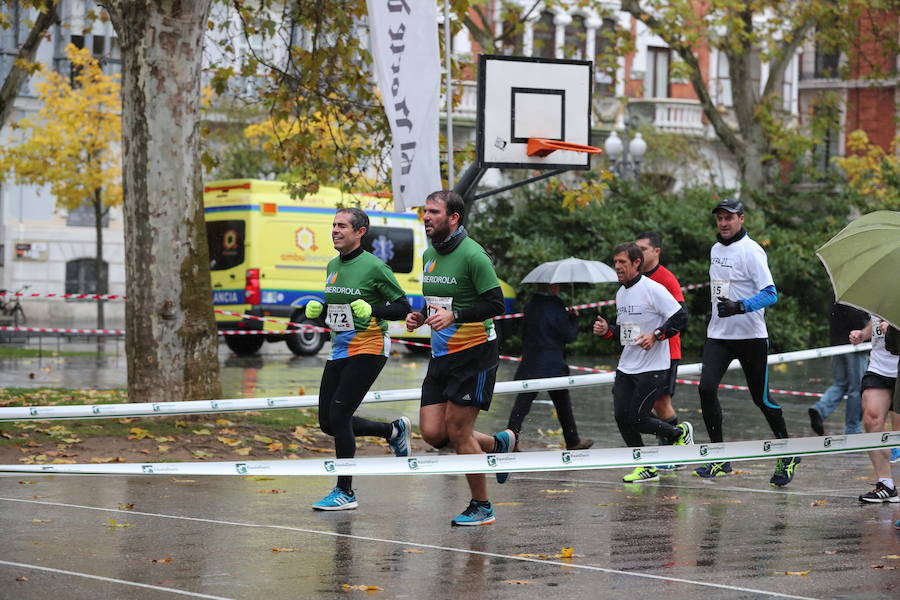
[526,138,602,158]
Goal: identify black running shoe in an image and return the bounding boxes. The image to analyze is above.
[858,481,899,503]
[808,408,824,436]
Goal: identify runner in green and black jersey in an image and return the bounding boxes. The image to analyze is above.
[307,208,412,511]
[405,190,515,526]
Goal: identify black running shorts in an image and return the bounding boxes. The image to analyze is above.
[861,371,896,397]
[662,359,680,397]
[421,340,499,411]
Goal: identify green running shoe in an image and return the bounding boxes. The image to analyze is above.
[623,466,659,483]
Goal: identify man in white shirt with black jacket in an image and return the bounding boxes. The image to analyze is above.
[593,242,693,483]
[695,198,800,487]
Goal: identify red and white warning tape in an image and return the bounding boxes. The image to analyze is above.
[0,325,126,335]
[0,291,126,301]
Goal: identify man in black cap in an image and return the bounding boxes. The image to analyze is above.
[694,198,801,487]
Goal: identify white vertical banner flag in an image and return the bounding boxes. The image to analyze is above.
[366,0,442,211]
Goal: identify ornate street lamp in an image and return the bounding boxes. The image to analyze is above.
[603,120,647,181]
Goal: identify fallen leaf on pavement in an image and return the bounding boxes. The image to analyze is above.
[254,435,274,444]
[271,548,297,552]
[30,518,52,523]
[784,570,810,576]
[171,478,196,483]
[152,558,173,563]
[118,503,135,510]
[90,456,124,463]
[558,547,575,559]
[824,550,837,555]
[15,576,27,582]
[882,555,900,559]
[302,445,332,454]
[106,519,131,529]
[155,436,175,443]
[341,584,382,591]
[215,418,233,426]
[219,428,238,435]
[128,427,154,440]
[540,489,574,494]
[18,481,35,485]
[267,442,284,452]
[217,436,242,447]
[501,580,533,585]
[243,476,274,481]
[234,447,252,456]
[810,499,828,507]
[190,450,215,459]
[157,445,170,453]
[259,489,286,494]
[192,428,211,436]
[402,549,425,553]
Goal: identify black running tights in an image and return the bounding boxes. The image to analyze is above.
[318,354,392,491]
[507,388,580,447]
[613,370,680,447]
[698,338,788,443]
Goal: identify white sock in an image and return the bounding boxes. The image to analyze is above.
[389,423,398,440]
[879,478,895,490]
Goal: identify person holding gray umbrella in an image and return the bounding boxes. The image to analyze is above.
[506,282,593,450]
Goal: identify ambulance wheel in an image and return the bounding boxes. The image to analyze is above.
[224,335,264,356]
[285,317,326,356]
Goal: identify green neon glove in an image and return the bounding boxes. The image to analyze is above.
[305,300,323,319]
[350,298,373,321]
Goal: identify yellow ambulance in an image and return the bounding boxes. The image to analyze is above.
[204,179,516,355]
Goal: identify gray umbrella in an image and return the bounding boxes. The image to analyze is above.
[520,257,618,284]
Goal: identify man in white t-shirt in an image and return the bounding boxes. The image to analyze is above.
[593,242,693,483]
[695,198,800,487]
[853,318,898,503]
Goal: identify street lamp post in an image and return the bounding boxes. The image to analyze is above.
[603,118,647,181]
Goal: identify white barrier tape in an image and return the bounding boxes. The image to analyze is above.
[0,343,872,423]
[2,432,897,476]
[0,292,126,301]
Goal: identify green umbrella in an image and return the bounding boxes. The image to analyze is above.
[816,210,900,326]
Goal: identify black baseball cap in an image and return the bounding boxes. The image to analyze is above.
[711,198,744,214]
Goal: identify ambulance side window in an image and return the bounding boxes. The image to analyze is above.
[363,226,414,273]
[207,220,245,271]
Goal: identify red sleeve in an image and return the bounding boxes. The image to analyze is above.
[650,266,684,302]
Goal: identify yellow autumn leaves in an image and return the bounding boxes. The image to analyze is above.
[0,44,122,215]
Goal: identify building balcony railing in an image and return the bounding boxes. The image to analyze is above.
[626,98,706,135]
[441,80,478,122]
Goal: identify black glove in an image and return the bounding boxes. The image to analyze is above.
[717,297,745,318]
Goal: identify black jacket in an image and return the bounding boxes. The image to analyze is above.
[828,302,869,346]
[514,294,579,379]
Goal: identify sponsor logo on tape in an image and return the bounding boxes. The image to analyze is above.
[699,443,725,458]
[29,408,38,416]
[633,448,660,461]
[763,439,789,453]
[210,401,219,410]
[152,403,161,412]
[324,460,335,473]
[486,455,497,467]
[235,463,248,474]
[562,451,571,464]
[41,466,53,471]
[267,399,276,407]
[561,450,591,465]
[823,435,848,449]
[91,406,101,414]
[882,432,900,443]
[142,465,154,473]
[407,458,419,470]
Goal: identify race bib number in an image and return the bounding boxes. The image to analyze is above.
[711,279,731,300]
[620,323,641,346]
[425,296,453,318]
[874,321,885,339]
[326,304,354,332]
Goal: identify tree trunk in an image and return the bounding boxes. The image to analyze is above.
[0,5,59,128]
[93,189,105,331]
[103,0,221,403]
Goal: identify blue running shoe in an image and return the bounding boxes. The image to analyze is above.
[388,416,411,457]
[895,519,900,531]
[770,456,801,487]
[890,447,900,463]
[312,487,358,511]
[693,461,732,478]
[493,429,516,484]
[451,500,495,526]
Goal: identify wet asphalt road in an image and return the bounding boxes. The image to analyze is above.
[1,339,899,598]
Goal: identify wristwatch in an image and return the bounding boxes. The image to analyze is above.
[653,328,665,341]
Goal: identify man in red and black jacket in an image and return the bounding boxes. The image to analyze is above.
[636,232,688,464]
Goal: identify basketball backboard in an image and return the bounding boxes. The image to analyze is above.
[476,55,594,170]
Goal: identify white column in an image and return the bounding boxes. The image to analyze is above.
[553,12,571,59]
[585,16,602,62]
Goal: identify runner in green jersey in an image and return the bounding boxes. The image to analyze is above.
[405,190,516,526]
[307,208,413,511]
